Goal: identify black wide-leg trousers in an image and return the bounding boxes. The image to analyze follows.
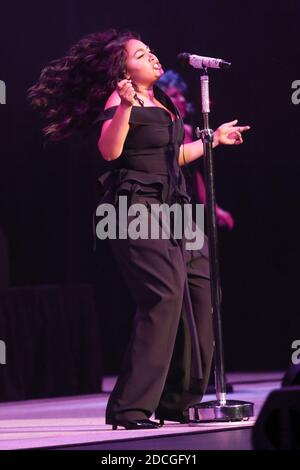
[103,198,214,422]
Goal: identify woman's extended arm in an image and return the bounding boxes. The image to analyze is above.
[178,119,250,166]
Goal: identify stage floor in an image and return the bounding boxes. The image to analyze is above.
[0,372,283,450]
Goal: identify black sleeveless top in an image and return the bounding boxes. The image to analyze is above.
[95,85,191,207]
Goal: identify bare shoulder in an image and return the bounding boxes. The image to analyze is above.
[99,90,121,139]
[104,89,121,110]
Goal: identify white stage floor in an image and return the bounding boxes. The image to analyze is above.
[0,372,283,450]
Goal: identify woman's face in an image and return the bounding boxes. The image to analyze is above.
[125,39,164,87]
[165,86,187,118]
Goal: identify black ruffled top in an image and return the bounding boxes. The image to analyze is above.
[95,85,191,207]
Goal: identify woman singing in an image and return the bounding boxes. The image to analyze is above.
[28,29,250,430]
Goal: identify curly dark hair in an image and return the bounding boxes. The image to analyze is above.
[27,29,140,142]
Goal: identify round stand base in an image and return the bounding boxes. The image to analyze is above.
[189,400,254,422]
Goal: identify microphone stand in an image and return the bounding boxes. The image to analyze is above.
[188,68,254,422]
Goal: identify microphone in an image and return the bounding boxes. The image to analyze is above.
[177,52,231,69]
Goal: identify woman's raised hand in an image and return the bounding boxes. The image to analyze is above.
[117,79,136,106]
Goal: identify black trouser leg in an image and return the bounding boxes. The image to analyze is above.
[105,234,187,422]
[156,238,214,416]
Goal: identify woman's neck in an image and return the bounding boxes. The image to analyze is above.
[135,85,155,100]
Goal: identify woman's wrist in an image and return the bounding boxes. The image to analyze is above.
[119,101,133,110]
[212,131,220,148]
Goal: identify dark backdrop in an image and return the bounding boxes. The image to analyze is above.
[0,0,299,373]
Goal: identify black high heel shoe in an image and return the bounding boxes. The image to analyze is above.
[107,418,162,430]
